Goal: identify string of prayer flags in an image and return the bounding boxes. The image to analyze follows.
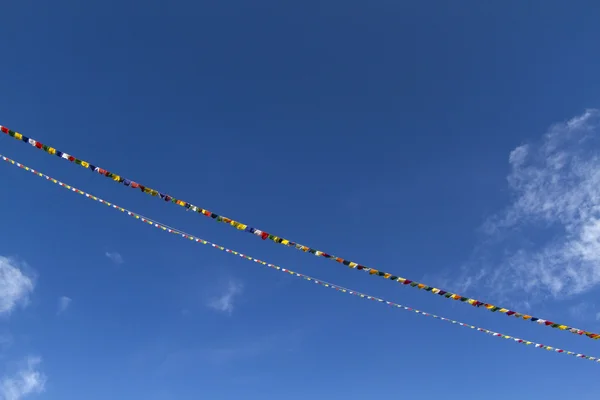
[2,123,599,342]
[1,153,598,365]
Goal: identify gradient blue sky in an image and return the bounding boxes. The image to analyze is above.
[1,1,600,399]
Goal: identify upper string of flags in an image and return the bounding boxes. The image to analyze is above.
[1,122,598,341]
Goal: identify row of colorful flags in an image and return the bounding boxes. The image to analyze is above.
[1,123,599,341]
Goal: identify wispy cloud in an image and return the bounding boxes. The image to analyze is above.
[462,109,600,301]
[105,252,124,265]
[150,330,304,377]
[0,356,46,400]
[568,302,596,321]
[207,280,243,315]
[57,296,72,315]
[0,333,12,353]
[0,257,35,316]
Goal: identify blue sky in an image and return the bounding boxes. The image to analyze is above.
[1,1,600,399]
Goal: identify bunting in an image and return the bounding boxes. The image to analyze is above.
[2,124,599,342]
[1,152,597,364]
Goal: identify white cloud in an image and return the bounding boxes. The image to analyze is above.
[208,281,243,315]
[0,258,45,400]
[508,144,529,167]
[105,252,124,265]
[0,356,46,400]
[471,109,600,300]
[57,296,71,315]
[0,257,35,316]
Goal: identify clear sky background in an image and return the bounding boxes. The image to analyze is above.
[1,1,600,399]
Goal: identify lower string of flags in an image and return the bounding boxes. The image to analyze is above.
[1,152,598,364]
